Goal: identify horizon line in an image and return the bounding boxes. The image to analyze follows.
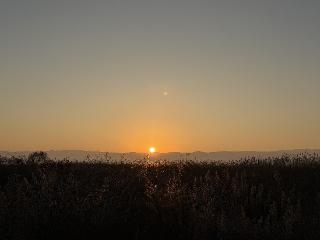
[1,148,320,154]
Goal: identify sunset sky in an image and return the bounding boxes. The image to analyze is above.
[1,1,320,152]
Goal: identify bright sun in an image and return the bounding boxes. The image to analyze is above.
[149,147,156,153]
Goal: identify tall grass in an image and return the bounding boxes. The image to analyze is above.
[1,152,320,239]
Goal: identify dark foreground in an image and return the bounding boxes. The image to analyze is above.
[1,153,320,240]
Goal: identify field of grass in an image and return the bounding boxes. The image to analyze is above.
[1,152,320,240]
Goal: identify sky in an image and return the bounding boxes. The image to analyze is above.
[1,0,320,152]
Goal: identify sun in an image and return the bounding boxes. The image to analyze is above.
[149,147,156,153]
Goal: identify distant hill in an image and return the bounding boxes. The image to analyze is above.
[1,149,320,162]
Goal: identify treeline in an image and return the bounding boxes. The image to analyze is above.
[1,152,320,239]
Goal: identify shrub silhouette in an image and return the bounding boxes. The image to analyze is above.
[27,151,49,164]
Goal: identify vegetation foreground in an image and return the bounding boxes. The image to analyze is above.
[1,153,320,240]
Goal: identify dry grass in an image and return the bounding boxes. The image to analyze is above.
[1,152,320,239]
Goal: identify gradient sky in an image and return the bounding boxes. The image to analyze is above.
[1,0,320,152]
